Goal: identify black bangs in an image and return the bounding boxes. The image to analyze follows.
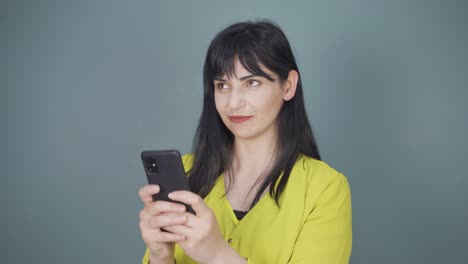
[207,30,275,82]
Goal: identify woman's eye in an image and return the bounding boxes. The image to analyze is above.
[247,80,260,87]
[216,83,229,90]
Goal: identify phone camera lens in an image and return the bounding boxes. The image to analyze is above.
[145,158,159,174]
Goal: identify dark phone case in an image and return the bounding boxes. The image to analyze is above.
[141,150,195,214]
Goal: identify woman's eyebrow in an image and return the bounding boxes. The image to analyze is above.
[214,74,257,82]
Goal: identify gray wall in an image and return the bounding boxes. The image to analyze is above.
[1,0,467,263]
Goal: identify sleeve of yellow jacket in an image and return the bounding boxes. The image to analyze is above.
[286,172,352,264]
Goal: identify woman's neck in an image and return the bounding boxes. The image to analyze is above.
[231,127,278,180]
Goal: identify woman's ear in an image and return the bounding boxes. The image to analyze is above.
[282,70,299,101]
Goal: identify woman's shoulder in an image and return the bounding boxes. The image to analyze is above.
[287,154,351,213]
[181,153,346,180]
[293,154,349,192]
[181,152,349,191]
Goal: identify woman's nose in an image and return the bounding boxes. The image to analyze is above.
[227,87,245,110]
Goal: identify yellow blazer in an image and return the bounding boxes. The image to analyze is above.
[143,153,352,263]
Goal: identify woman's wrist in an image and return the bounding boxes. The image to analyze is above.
[149,254,175,264]
[206,243,247,264]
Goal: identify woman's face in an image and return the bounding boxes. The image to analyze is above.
[214,58,294,141]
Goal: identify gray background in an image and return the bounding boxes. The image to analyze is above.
[1,0,467,263]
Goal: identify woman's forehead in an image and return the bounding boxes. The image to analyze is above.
[216,57,274,81]
[223,60,252,79]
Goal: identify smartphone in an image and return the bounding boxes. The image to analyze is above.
[141,149,194,214]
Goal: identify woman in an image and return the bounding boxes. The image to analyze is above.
[139,20,352,264]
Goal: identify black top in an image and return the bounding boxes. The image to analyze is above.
[233,209,248,220]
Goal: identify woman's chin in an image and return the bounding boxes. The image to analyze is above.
[230,129,259,141]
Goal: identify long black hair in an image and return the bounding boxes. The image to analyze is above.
[188,19,321,209]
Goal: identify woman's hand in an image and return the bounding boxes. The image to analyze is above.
[164,191,247,264]
[138,185,188,263]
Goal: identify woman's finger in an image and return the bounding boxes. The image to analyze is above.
[139,207,151,223]
[150,213,187,229]
[154,230,187,243]
[138,184,160,205]
[163,224,193,238]
[182,211,199,228]
[149,201,187,216]
[168,191,209,216]
[142,229,186,243]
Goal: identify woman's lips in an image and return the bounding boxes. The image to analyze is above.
[228,115,253,123]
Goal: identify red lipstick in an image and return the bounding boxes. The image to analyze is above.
[228,115,253,123]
